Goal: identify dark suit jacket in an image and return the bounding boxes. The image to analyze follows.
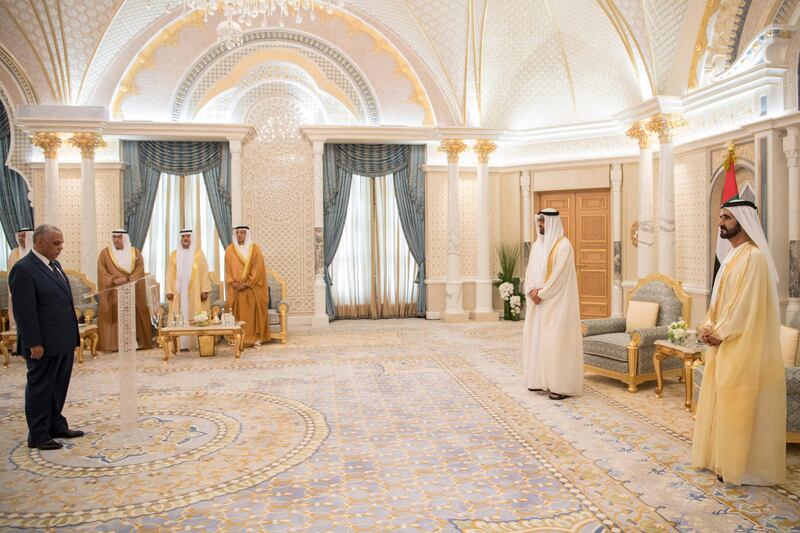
[9,252,80,358]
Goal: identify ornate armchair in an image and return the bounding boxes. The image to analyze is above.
[63,269,98,324]
[581,273,691,392]
[0,271,7,331]
[694,313,800,442]
[266,268,289,343]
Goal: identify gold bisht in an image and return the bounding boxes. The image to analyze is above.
[691,242,786,485]
[97,247,153,352]
[224,243,270,346]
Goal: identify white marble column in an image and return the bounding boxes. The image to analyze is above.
[626,123,654,279]
[312,141,328,327]
[473,140,497,322]
[32,133,62,226]
[229,140,242,226]
[610,163,623,317]
[647,114,685,278]
[440,139,469,322]
[784,126,800,322]
[69,133,105,283]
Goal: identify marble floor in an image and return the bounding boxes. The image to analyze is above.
[0,319,799,532]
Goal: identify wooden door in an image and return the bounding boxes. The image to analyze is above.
[537,190,611,318]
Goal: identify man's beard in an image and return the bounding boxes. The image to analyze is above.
[720,222,741,240]
[538,228,545,235]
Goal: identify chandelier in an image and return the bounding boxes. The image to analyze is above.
[174,1,346,49]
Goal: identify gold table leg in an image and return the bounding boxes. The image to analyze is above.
[653,348,666,398]
[0,339,11,367]
[161,334,171,362]
[76,343,84,365]
[90,332,98,358]
[234,332,242,359]
[683,358,694,411]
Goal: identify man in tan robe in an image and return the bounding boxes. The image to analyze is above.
[692,199,786,486]
[6,227,33,330]
[96,230,153,352]
[224,225,269,347]
[166,229,210,350]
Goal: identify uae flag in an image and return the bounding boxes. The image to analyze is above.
[713,146,740,282]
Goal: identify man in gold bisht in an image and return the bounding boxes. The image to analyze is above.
[166,229,210,351]
[6,227,33,330]
[692,199,786,485]
[224,225,269,346]
[96,229,153,352]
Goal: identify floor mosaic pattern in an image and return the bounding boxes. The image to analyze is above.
[0,319,799,531]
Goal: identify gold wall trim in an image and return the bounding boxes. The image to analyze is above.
[76,0,125,103]
[0,1,55,100]
[688,0,720,91]
[26,0,63,101]
[112,7,434,126]
[193,47,360,119]
[55,0,71,102]
[605,0,656,94]
[39,0,69,103]
[111,10,205,118]
[542,0,576,112]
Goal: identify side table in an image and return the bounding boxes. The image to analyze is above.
[0,324,98,366]
[653,339,705,411]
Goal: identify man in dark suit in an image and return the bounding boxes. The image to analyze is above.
[10,224,83,450]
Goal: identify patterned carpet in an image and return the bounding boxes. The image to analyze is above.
[1,319,799,531]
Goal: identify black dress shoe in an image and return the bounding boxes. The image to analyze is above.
[528,388,544,392]
[52,429,84,439]
[548,392,568,400]
[28,439,63,450]
[717,475,724,483]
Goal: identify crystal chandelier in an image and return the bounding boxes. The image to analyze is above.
[174,1,346,48]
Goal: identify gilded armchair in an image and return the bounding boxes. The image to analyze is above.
[266,268,288,343]
[581,273,691,392]
[63,269,99,324]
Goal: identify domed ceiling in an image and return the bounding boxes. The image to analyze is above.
[0,0,780,130]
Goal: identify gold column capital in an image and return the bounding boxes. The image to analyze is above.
[645,114,687,144]
[31,132,62,159]
[68,133,107,159]
[439,139,467,164]
[473,140,497,164]
[626,122,651,149]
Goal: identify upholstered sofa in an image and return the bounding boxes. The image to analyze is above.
[693,313,800,443]
[581,273,691,392]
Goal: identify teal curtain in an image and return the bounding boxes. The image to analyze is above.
[392,145,426,317]
[0,103,34,248]
[123,141,231,249]
[323,143,425,319]
[323,145,353,319]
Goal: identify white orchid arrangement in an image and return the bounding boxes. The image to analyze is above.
[667,319,689,344]
[194,311,209,324]
[498,282,514,301]
[509,295,522,317]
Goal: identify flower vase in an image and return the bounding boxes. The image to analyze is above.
[510,311,520,322]
[503,300,513,320]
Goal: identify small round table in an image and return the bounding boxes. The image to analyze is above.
[653,339,706,411]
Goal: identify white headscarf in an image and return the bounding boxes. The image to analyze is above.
[110,229,133,273]
[529,209,565,287]
[176,229,196,291]
[232,225,253,260]
[711,200,779,308]
[16,227,33,257]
